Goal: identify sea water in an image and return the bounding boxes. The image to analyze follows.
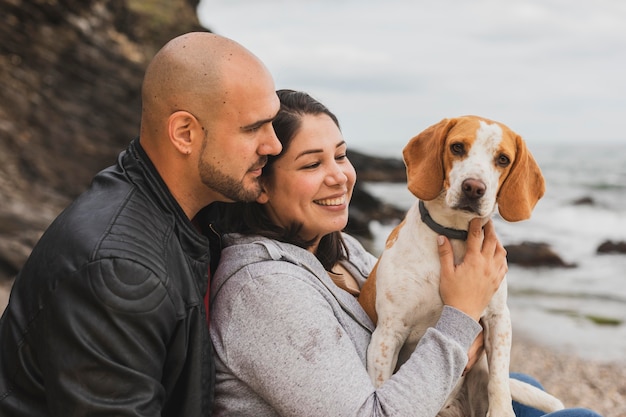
[361,142,626,363]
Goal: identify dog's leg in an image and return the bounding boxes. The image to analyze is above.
[483,283,516,417]
[367,319,410,387]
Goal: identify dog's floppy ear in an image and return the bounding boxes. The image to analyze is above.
[497,135,545,222]
[403,118,457,200]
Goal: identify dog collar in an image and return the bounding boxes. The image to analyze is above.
[419,200,469,241]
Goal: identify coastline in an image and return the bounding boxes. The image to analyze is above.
[510,331,626,417]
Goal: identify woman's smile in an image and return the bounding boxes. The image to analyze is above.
[314,194,347,207]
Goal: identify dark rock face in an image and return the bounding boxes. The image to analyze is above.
[346,151,406,241]
[2,0,207,195]
[505,241,576,268]
[346,184,405,240]
[0,0,205,282]
[349,150,406,182]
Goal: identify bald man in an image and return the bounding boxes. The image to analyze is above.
[0,32,281,416]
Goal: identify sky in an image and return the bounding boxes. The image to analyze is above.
[197,0,626,156]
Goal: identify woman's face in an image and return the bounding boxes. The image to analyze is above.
[258,113,356,250]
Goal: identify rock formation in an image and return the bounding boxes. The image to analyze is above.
[0,0,206,284]
[505,241,576,268]
[596,240,626,255]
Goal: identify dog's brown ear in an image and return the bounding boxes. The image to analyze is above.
[403,118,457,200]
[497,135,545,222]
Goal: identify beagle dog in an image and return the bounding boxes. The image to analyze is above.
[358,116,564,417]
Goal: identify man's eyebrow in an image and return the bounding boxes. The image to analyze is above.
[295,140,346,160]
[241,116,276,131]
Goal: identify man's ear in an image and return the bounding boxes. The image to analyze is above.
[168,111,200,155]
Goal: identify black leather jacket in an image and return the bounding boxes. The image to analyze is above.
[0,139,217,416]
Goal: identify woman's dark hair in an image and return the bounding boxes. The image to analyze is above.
[222,89,349,270]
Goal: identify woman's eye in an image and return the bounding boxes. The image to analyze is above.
[336,153,347,161]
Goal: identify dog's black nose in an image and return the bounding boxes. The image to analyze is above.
[462,179,486,199]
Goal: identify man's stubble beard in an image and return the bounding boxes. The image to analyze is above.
[197,136,265,203]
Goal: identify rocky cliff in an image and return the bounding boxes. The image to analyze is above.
[0,0,209,283]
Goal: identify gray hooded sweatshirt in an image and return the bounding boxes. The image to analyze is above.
[209,233,481,417]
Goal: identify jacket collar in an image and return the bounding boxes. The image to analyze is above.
[124,138,210,260]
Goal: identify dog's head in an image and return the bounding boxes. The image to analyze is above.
[402,115,545,222]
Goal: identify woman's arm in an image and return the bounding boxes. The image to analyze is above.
[212,266,480,417]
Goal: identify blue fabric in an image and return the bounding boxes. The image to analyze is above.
[511,373,603,417]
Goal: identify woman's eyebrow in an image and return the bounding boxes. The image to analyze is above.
[295,141,346,160]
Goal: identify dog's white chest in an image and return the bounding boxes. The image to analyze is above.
[374,218,456,353]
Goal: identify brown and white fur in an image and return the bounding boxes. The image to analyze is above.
[358,116,564,417]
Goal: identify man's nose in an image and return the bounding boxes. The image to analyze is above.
[260,127,282,156]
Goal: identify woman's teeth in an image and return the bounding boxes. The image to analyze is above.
[314,196,345,206]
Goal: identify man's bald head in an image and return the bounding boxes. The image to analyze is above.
[136,32,280,218]
[140,32,271,141]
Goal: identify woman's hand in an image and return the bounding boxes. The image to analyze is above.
[437,219,508,322]
[463,325,485,376]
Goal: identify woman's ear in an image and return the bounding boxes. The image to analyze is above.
[256,192,269,204]
[256,180,270,204]
[168,111,200,155]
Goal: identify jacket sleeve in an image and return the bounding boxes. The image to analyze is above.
[211,262,481,417]
[39,258,177,416]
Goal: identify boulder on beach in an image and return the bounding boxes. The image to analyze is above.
[348,151,406,182]
[505,241,576,268]
[596,240,626,254]
[571,196,595,206]
[346,185,405,240]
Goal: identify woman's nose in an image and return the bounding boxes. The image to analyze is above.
[325,164,348,185]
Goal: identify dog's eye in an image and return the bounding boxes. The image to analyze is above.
[450,143,465,156]
[496,154,511,167]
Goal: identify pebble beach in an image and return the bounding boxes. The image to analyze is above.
[510,333,626,417]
